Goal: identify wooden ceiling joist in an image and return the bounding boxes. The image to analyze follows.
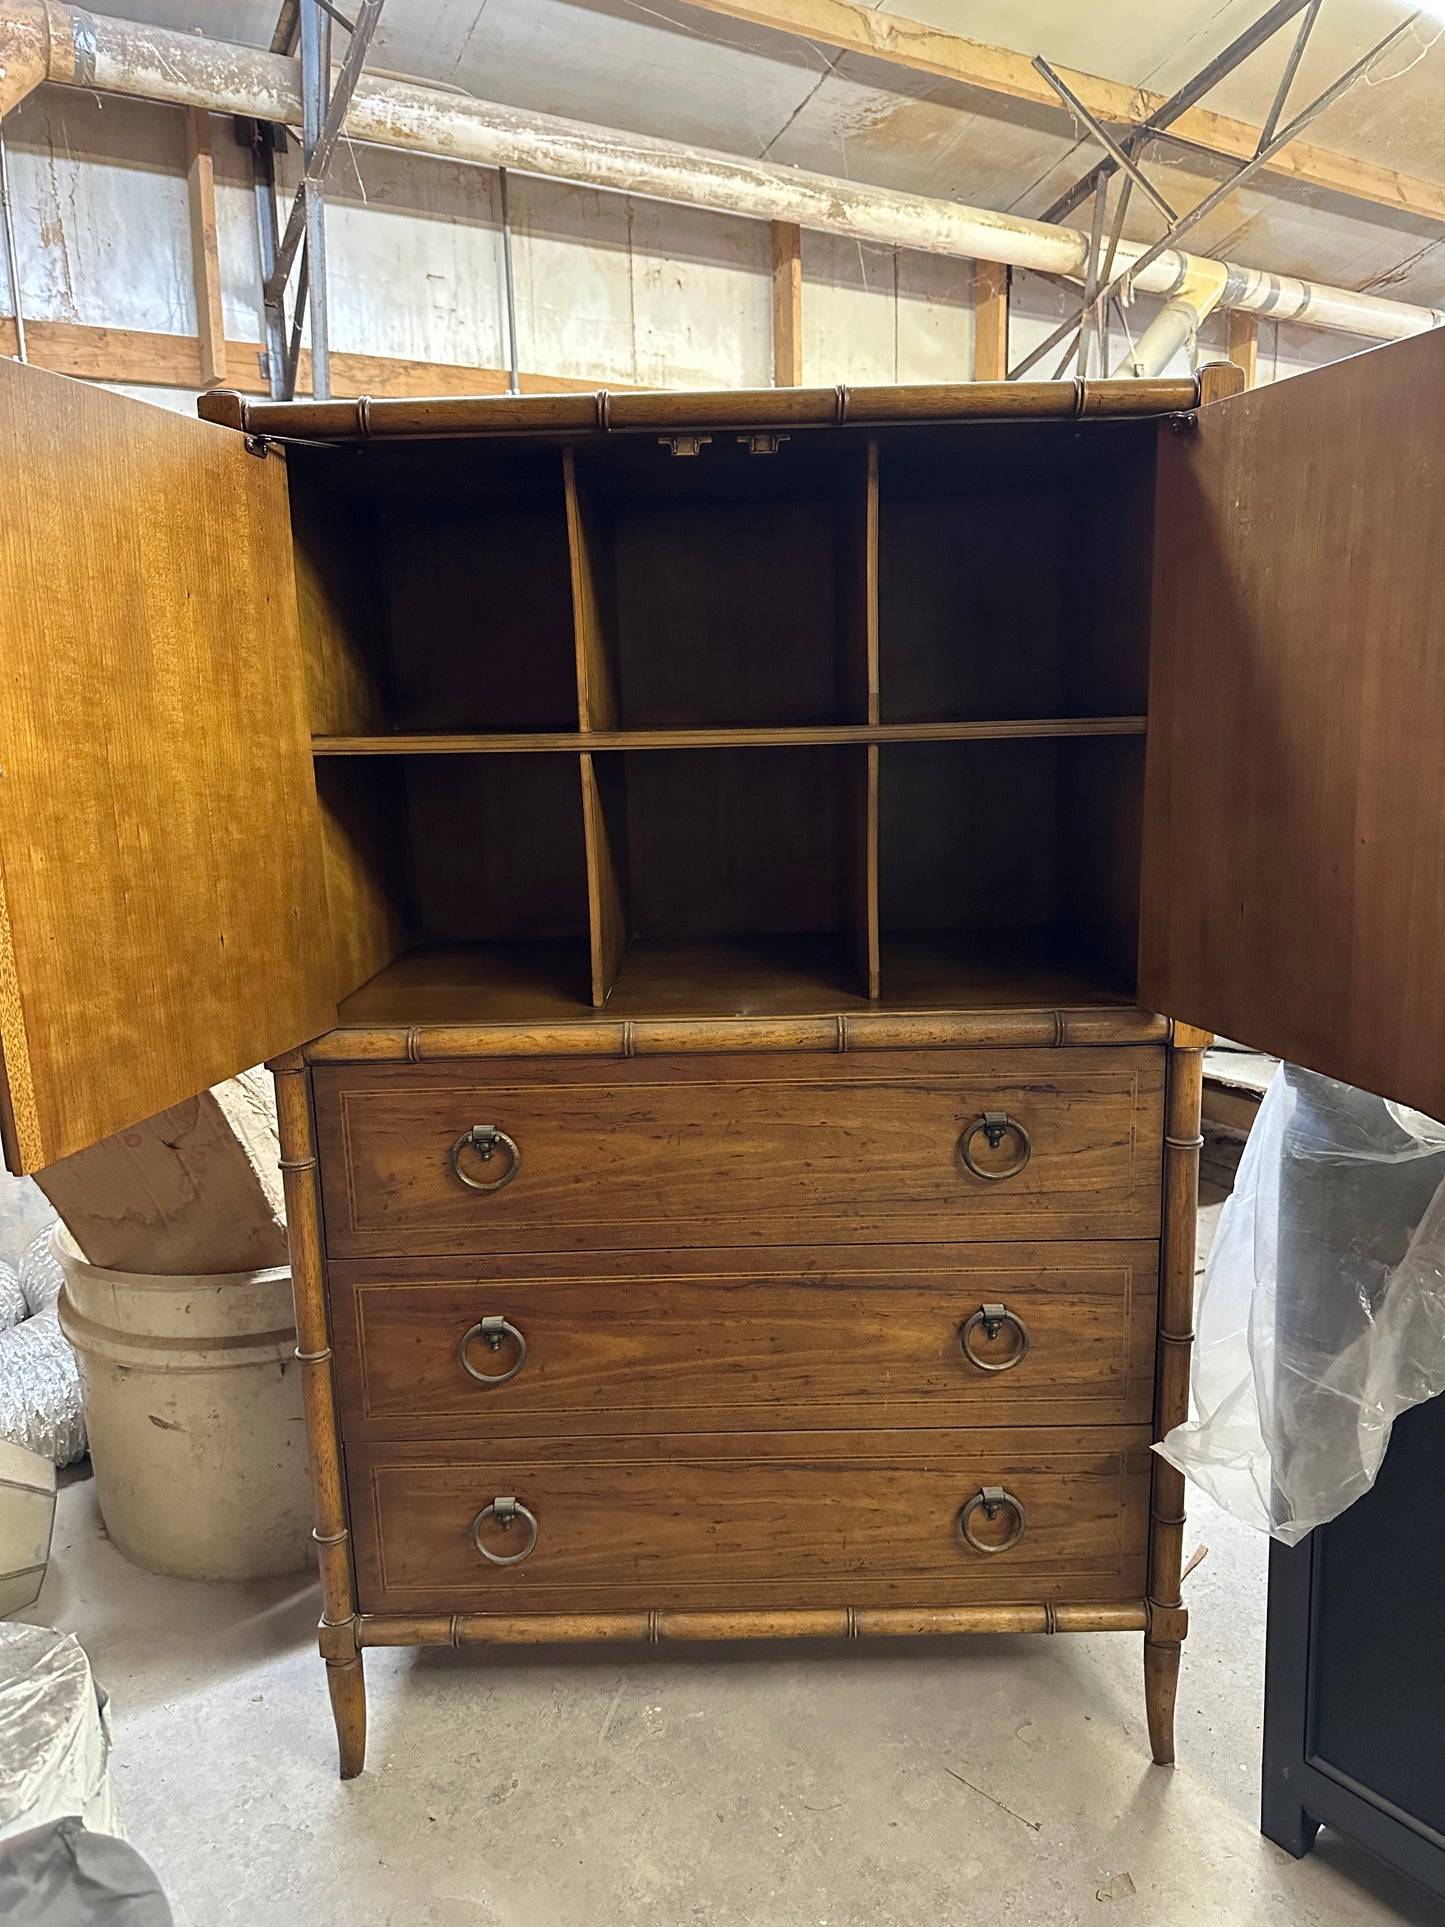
[679,0,1445,228]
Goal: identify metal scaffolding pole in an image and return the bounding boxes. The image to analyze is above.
[256,0,385,400]
[300,0,331,398]
[498,166,521,396]
[0,118,26,362]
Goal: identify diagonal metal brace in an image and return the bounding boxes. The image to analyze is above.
[1032,56,1178,226]
[264,0,386,303]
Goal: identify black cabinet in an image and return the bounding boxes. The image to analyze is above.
[1262,1388,1445,1897]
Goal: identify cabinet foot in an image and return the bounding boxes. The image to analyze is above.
[327,1654,367,1779]
[1261,1802,1321,1859]
[1143,1635,1180,1765]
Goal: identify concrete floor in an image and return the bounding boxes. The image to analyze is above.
[21,1474,1437,1927]
[11,1143,1442,1926]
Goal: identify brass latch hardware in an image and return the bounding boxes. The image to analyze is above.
[737,433,790,455]
[448,1124,522,1193]
[658,434,712,456]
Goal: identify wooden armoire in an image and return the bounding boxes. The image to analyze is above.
[1,331,1440,1781]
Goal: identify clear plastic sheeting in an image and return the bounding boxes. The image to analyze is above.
[0,1237,84,1468]
[0,1625,121,1841]
[1160,1066,1445,1543]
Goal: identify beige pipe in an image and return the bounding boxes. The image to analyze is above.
[2,3,1440,347]
[0,2,49,116]
[1117,258,1231,378]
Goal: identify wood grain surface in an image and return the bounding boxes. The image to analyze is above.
[347,1427,1153,1614]
[0,360,332,1170]
[312,1048,1163,1256]
[1142,331,1445,1118]
[329,1240,1159,1437]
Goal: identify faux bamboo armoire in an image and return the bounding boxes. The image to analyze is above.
[1,334,1441,1781]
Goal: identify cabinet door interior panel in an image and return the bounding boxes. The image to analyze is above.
[0,360,332,1171]
[348,1430,1154,1614]
[312,1049,1164,1256]
[1142,330,1445,1120]
[329,1241,1161,1437]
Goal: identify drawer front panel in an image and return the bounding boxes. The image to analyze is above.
[314,1049,1164,1257]
[330,1243,1159,1438]
[347,1429,1152,1614]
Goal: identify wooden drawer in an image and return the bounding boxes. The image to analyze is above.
[313,1049,1164,1257]
[347,1429,1153,1615]
[329,1242,1159,1439]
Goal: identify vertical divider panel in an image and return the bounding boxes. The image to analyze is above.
[841,744,880,999]
[566,448,630,1005]
[841,439,881,996]
[564,447,620,730]
[580,752,630,1007]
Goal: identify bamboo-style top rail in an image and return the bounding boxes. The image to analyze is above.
[200,376,1203,442]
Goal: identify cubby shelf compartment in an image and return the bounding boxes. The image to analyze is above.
[875,421,1155,727]
[579,744,877,1010]
[288,441,580,737]
[311,717,1147,755]
[566,435,877,731]
[877,735,1144,1011]
[291,418,1159,1032]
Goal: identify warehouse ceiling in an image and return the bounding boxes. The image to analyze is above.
[103,0,1445,308]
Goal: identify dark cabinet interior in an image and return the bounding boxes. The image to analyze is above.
[289,419,1158,1026]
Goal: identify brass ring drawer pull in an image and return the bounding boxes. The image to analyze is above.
[459,1314,527,1387]
[471,1495,539,1566]
[959,1486,1027,1555]
[959,1111,1032,1181]
[449,1124,521,1193]
[960,1303,1031,1373]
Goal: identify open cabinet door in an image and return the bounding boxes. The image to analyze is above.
[0,361,333,1173]
[1140,330,1445,1121]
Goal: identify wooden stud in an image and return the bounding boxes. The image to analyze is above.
[1143,1024,1208,1766]
[771,220,803,388]
[0,314,646,398]
[271,1057,366,1779]
[1227,310,1259,390]
[973,261,1009,382]
[185,110,227,389]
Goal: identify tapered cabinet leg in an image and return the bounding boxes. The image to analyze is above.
[1144,1633,1181,1765]
[327,1654,367,1780]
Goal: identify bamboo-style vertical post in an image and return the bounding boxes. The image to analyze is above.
[1144,1020,1209,1765]
[271,1051,366,1779]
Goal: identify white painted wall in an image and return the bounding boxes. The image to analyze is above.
[2,83,1359,410]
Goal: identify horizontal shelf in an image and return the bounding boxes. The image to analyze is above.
[312,718,1148,755]
[336,933,1135,1027]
